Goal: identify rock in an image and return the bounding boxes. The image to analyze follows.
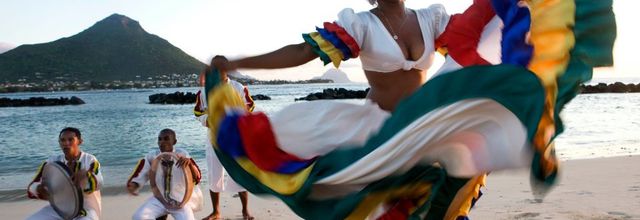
[148,92,197,104]
[69,96,85,105]
[580,82,640,94]
[295,88,369,101]
[0,96,86,107]
[251,94,271,100]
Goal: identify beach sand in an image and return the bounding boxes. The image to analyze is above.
[470,155,640,220]
[2,155,638,219]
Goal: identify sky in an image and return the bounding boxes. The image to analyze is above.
[1,0,637,82]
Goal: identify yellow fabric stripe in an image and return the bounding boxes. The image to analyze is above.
[310,32,344,68]
[85,172,97,193]
[84,161,100,192]
[194,109,205,117]
[206,84,246,148]
[527,0,576,176]
[127,159,145,182]
[92,161,100,174]
[528,0,575,85]
[206,83,312,194]
[235,158,314,195]
[437,47,449,56]
[443,174,486,220]
[345,183,433,220]
[75,161,81,173]
[31,161,46,182]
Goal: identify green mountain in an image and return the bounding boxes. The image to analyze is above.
[0,14,205,82]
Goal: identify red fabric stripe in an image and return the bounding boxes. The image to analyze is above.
[194,90,205,116]
[376,199,414,220]
[435,0,495,66]
[127,159,145,184]
[237,113,308,172]
[243,87,255,112]
[324,22,361,57]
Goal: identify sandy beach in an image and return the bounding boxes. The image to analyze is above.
[2,155,638,220]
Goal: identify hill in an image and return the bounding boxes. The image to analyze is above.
[0,14,205,82]
[312,69,352,83]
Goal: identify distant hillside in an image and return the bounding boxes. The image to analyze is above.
[0,14,205,82]
[313,69,352,83]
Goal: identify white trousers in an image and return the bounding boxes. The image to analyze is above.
[26,205,97,220]
[132,197,195,220]
[205,133,245,193]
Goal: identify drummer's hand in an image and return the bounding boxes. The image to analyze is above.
[126,182,139,196]
[36,184,49,200]
[176,156,192,168]
[72,169,89,186]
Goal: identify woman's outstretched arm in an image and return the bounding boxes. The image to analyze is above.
[212,42,318,72]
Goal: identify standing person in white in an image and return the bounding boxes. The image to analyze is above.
[26,127,103,220]
[126,129,204,220]
[194,68,255,220]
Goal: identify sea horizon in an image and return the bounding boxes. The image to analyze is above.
[1,82,639,199]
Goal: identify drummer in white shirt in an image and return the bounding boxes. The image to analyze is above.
[27,127,104,220]
[126,128,203,220]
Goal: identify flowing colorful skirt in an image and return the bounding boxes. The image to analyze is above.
[204,0,616,219]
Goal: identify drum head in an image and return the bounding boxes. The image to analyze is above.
[150,152,194,210]
[42,161,83,220]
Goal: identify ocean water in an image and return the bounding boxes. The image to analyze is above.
[0,81,639,192]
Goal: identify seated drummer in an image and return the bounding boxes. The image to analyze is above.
[126,128,203,220]
[26,127,104,220]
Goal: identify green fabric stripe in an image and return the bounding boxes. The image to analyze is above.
[302,33,332,65]
[215,148,457,219]
[216,64,546,219]
[204,68,221,99]
[553,0,616,137]
[84,173,95,193]
[314,65,545,177]
[423,175,470,220]
[531,0,615,186]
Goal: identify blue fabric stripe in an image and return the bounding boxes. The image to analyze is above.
[316,27,353,60]
[276,159,316,174]
[491,0,533,67]
[217,114,246,158]
[219,112,315,173]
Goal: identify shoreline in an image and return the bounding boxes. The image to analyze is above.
[1,155,639,219]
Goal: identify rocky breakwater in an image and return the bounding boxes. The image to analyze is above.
[149,92,271,104]
[580,82,640,94]
[149,92,196,104]
[295,88,369,101]
[0,96,85,107]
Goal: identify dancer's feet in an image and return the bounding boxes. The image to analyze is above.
[201,212,221,220]
[242,214,254,220]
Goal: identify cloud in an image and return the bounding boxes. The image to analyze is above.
[0,42,16,54]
